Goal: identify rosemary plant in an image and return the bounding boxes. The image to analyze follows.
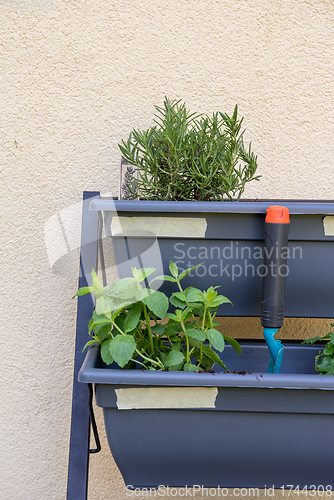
[119,97,260,201]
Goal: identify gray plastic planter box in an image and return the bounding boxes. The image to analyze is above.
[90,199,334,318]
[79,343,334,489]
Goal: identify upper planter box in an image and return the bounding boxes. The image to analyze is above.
[90,199,334,319]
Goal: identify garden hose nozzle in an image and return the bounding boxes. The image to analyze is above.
[261,206,290,373]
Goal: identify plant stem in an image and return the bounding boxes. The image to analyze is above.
[143,303,154,353]
[176,279,183,293]
[135,348,164,368]
[180,318,190,363]
[112,322,126,336]
[201,306,207,330]
[131,358,149,369]
[208,311,213,329]
[185,336,190,363]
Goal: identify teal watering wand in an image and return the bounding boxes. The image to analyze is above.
[261,206,290,373]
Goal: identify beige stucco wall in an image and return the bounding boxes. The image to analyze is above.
[1,0,334,498]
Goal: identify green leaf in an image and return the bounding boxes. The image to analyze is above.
[169,295,187,309]
[114,313,126,332]
[185,328,206,342]
[202,354,214,370]
[325,361,334,375]
[184,362,200,372]
[159,352,167,364]
[168,361,185,371]
[72,286,92,298]
[100,339,114,365]
[181,307,194,321]
[188,336,201,348]
[164,324,180,336]
[316,355,334,374]
[151,323,165,336]
[111,306,124,321]
[301,338,318,345]
[170,291,187,309]
[206,329,225,352]
[131,267,139,281]
[135,288,150,301]
[91,310,110,323]
[82,339,99,352]
[179,263,203,280]
[169,261,179,278]
[206,286,217,302]
[134,267,156,282]
[96,295,114,315]
[315,353,322,371]
[110,335,136,368]
[91,269,103,292]
[94,323,112,341]
[150,275,177,284]
[164,350,185,367]
[106,278,139,299]
[89,317,112,335]
[166,313,179,322]
[301,334,330,345]
[186,288,204,304]
[172,291,186,302]
[153,338,160,350]
[143,291,169,319]
[223,334,242,355]
[209,295,232,308]
[124,302,142,333]
[323,342,334,356]
[202,345,229,371]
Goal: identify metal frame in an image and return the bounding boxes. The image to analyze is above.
[67,191,101,500]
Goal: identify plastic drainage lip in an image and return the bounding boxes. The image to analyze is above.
[89,199,334,215]
[78,345,334,391]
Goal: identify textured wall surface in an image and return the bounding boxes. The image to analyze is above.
[1,0,334,498]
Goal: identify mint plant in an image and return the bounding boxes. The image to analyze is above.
[74,261,241,371]
[301,324,334,375]
[119,97,260,202]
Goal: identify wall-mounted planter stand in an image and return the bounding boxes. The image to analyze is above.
[67,193,334,498]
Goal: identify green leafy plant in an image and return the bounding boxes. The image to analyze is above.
[119,97,260,202]
[74,261,241,372]
[301,324,334,375]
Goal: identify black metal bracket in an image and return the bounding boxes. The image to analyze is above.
[67,191,100,500]
[87,383,101,454]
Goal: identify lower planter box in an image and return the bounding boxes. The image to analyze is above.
[79,343,334,489]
